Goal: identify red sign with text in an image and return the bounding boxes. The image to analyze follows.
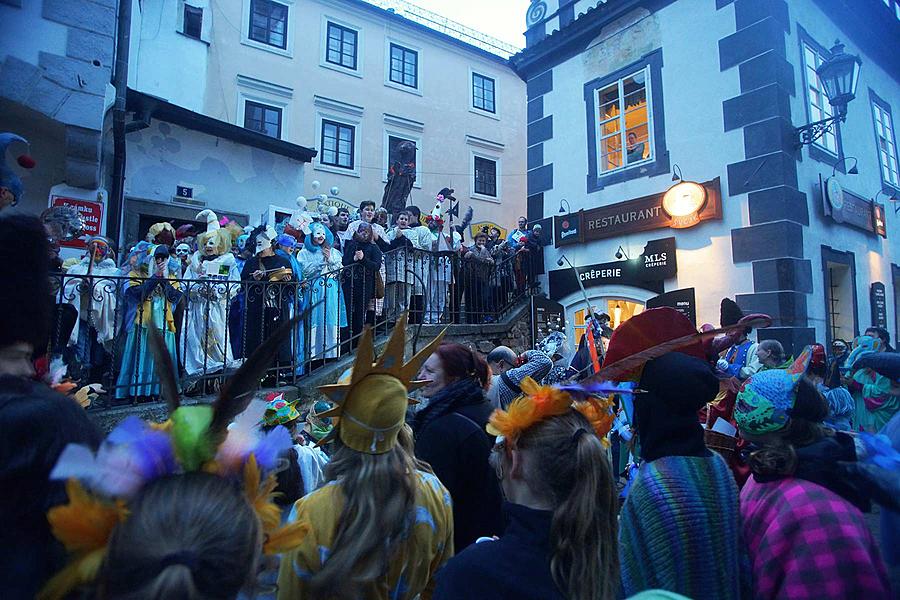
[51,196,103,248]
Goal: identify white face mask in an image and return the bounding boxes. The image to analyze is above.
[203,236,218,255]
[256,235,271,254]
[176,244,191,258]
[313,231,326,245]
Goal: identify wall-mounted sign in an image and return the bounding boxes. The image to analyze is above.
[870,282,887,329]
[176,185,193,199]
[51,196,103,248]
[548,237,677,301]
[647,287,697,326]
[821,175,886,238]
[554,178,722,247]
[531,296,566,346]
[469,221,508,239]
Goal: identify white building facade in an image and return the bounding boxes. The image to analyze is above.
[129,0,527,234]
[515,0,900,354]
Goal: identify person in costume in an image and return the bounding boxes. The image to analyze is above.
[603,308,748,600]
[735,350,894,599]
[61,236,119,384]
[229,228,254,357]
[715,298,763,380]
[806,342,855,431]
[423,199,460,324]
[845,334,898,432]
[240,225,293,378]
[384,210,417,321]
[0,376,102,599]
[116,244,183,400]
[146,221,182,276]
[274,231,307,376]
[400,205,433,324]
[342,222,382,349]
[181,210,242,378]
[39,319,308,599]
[434,378,619,600]
[0,133,35,210]
[462,230,495,323]
[264,393,332,496]
[277,313,453,599]
[487,347,553,409]
[412,342,504,550]
[298,221,346,362]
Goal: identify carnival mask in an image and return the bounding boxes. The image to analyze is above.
[236,234,249,251]
[203,235,219,256]
[175,243,191,258]
[256,233,271,254]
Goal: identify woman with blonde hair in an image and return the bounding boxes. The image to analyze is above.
[434,378,619,600]
[277,314,453,600]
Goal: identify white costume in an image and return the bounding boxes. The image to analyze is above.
[181,210,242,377]
[424,200,460,323]
[62,255,119,347]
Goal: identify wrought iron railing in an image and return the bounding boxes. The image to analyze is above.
[48,245,536,409]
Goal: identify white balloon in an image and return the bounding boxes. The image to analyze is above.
[330,186,340,196]
[310,180,321,191]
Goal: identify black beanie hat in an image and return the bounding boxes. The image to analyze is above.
[720,298,744,328]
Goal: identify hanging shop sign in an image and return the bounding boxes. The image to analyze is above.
[531,295,566,346]
[647,287,697,327]
[870,282,888,329]
[821,175,887,238]
[548,237,677,301]
[554,177,722,247]
[51,195,103,249]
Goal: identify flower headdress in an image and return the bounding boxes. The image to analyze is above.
[39,318,310,600]
[486,377,621,447]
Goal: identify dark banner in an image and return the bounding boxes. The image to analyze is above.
[554,178,722,247]
[647,287,697,327]
[531,295,565,345]
[548,237,677,301]
[871,282,888,329]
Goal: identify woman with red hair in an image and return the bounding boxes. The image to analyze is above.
[412,342,504,550]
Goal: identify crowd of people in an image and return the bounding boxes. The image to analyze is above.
[2,200,898,599]
[38,191,545,402]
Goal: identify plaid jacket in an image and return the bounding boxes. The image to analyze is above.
[740,476,891,599]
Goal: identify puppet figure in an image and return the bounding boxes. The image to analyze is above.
[181,210,242,377]
[116,243,183,400]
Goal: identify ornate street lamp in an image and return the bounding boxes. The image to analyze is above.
[796,40,862,148]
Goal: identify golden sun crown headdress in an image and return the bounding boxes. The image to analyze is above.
[316,312,446,454]
[38,319,310,600]
[487,377,632,448]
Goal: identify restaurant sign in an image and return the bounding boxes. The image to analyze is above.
[548,237,677,301]
[870,282,887,329]
[554,177,722,247]
[821,175,887,238]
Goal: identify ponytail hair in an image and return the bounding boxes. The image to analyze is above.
[100,472,262,600]
[434,342,491,390]
[309,439,419,598]
[748,377,830,478]
[515,411,618,600]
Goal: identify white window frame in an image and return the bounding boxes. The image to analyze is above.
[469,68,500,120]
[803,43,838,155]
[241,0,294,58]
[314,96,363,178]
[236,75,292,141]
[384,37,423,96]
[593,66,654,177]
[319,15,363,78]
[177,0,210,43]
[872,100,900,189]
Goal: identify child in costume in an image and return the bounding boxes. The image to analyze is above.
[603,308,749,600]
[298,221,346,360]
[736,350,894,599]
[116,244,183,400]
[37,319,308,600]
[277,313,453,600]
[181,210,242,377]
[434,377,619,600]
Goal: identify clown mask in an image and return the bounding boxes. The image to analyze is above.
[256,233,272,254]
[88,241,110,262]
[175,243,191,259]
[203,235,219,257]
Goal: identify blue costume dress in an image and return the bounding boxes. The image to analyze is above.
[297,225,347,359]
[275,247,306,375]
[116,268,183,399]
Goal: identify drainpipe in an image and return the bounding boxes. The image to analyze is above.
[108,0,132,248]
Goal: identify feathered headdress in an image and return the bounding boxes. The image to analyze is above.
[39,318,311,600]
[486,377,618,447]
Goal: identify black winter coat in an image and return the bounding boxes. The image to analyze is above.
[411,377,504,551]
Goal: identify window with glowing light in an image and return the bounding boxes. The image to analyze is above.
[596,68,652,173]
[573,301,644,348]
